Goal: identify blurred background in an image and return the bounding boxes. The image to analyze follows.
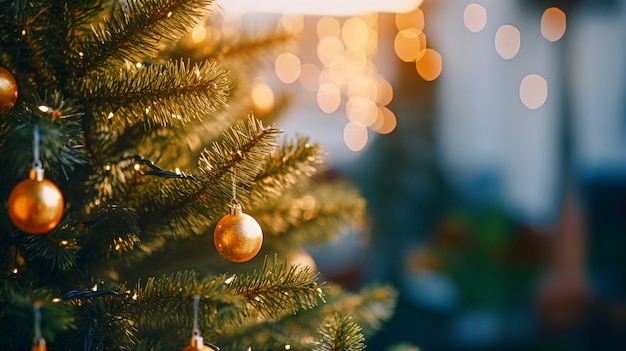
[215,0,626,350]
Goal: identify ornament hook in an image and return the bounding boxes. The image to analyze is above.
[32,125,44,180]
[231,168,238,205]
[32,302,46,351]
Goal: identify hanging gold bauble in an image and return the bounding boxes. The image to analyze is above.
[8,169,64,234]
[0,66,18,114]
[213,203,263,263]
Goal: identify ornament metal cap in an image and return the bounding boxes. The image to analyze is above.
[190,334,204,350]
[31,338,46,351]
[228,201,242,215]
[29,167,44,181]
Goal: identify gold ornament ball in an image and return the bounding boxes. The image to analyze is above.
[8,171,64,234]
[0,66,18,114]
[214,203,263,263]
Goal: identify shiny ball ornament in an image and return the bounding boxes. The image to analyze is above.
[8,169,64,234]
[214,203,263,263]
[0,66,18,114]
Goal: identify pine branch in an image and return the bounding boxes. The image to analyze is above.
[0,284,76,347]
[255,180,367,249]
[251,135,324,200]
[134,116,281,241]
[0,91,86,183]
[215,257,322,322]
[89,261,322,350]
[0,1,64,90]
[18,212,83,272]
[71,59,230,130]
[82,204,141,261]
[319,284,398,337]
[74,0,214,75]
[313,314,366,351]
[194,25,295,74]
[228,283,396,350]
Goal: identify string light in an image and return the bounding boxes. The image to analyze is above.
[224,274,236,285]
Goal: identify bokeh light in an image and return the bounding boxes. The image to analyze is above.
[307,13,404,151]
[343,121,368,152]
[346,96,377,126]
[463,3,487,33]
[280,14,304,33]
[375,76,394,106]
[319,67,348,90]
[342,17,370,51]
[317,36,345,67]
[373,106,397,134]
[495,25,521,60]
[299,63,321,92]
[396,7,425,31]
[347,76,376,100]
[275,52,301,84]
[416,48,442,81]
[519,74,548,110]
[317,83,342,114]
[541,7,567,42]
[191,25,206,43]
[317,17,341,39]
[251,79,275,113]
[394,28,425,62]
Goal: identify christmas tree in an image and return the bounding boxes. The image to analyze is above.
[0,1,397,350]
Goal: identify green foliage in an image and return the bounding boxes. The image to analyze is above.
[313,314,365,351]
[76,0,214,75]
[425,206,546,308]
[0,0,396,349]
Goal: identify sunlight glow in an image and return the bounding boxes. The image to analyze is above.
[219,0,423,16]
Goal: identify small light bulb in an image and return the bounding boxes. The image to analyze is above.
[224,275,236,285]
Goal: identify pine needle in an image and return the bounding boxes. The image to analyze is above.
[313,314,366,351]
